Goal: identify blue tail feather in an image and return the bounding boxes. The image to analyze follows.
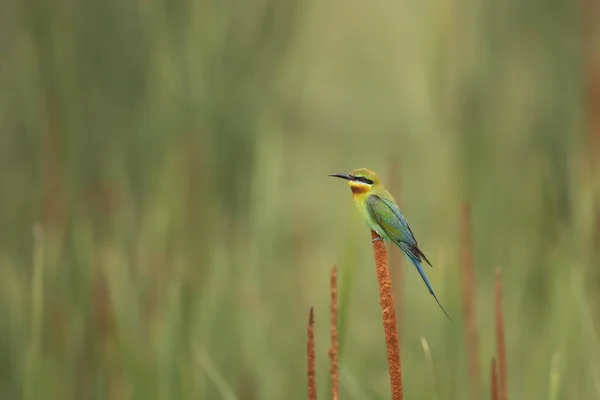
[407,255,452,320]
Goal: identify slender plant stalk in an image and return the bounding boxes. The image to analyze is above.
[41,93,65,228]
[490,358,499,400]
[371,230,403,400]
[580,0,600,326]
[495,268,507,400]
[24,225,45,400]
[420,336,438,400]
[581,0,600,165]
[328,239,355,397]
[307,307,317,400]
[196,347,237,400]
[329,267,339,400]
[459,202,480,399]
[549,352,561,400]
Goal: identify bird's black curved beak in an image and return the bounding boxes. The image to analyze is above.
[328,173,353,181]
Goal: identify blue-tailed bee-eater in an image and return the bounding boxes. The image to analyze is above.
[330,168,451,320]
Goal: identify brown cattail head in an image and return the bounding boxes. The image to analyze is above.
[371,230,403,400]
[495,268,507,400]
[307,307,317,400]
[328,266,339,400]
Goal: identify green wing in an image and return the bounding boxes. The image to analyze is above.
[365,194,433,267]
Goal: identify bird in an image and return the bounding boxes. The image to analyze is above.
[329,167,451,320]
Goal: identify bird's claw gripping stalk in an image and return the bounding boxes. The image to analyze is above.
[372,236,383,243]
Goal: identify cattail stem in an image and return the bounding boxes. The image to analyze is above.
[307,307,317,400]
[371,230,403,400]
[329,267,339,400]
[495,268,507,400]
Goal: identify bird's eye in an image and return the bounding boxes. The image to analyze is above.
[354,176,374,185]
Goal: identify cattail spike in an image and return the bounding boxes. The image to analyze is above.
[495,268,507,400]
[329,267,339,400]
[371,230,403,400]
[307,307,317,400]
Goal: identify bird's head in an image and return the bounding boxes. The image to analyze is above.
[329,168,381,194]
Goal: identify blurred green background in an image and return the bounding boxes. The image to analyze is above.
[1,0,600,398]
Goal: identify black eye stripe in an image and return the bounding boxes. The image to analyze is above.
[353,176,374,185]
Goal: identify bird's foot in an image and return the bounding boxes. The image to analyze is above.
[372,236,383,243]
